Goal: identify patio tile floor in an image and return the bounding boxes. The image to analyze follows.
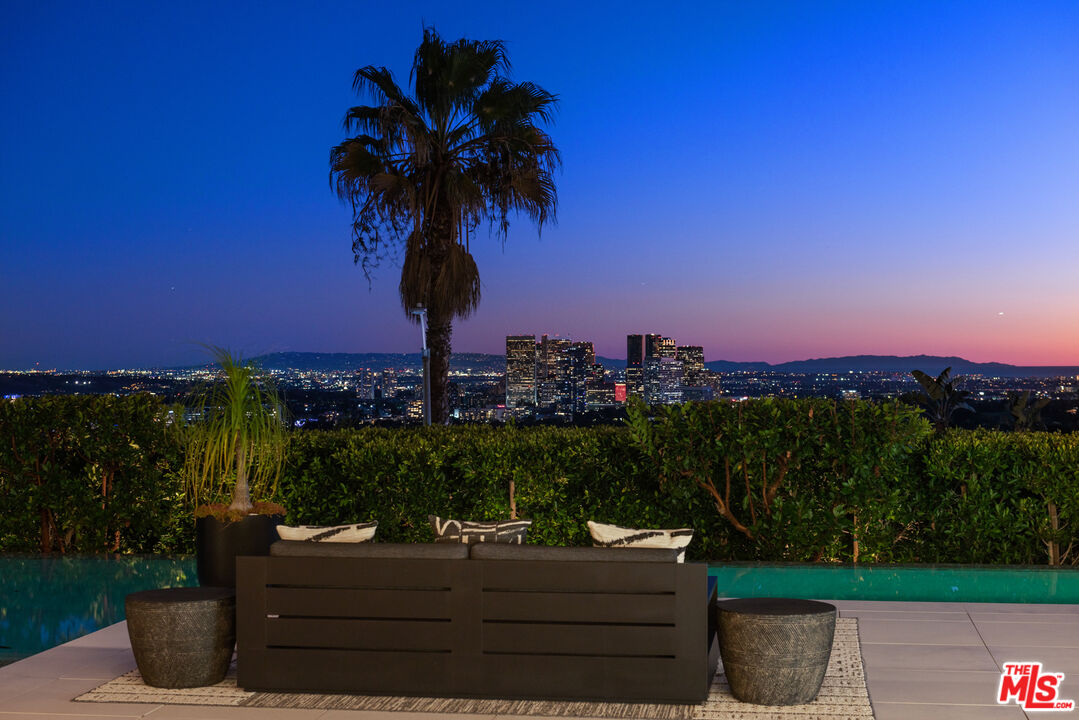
[1,600,1076,719]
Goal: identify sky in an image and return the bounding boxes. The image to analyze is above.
[2,1,1077,370]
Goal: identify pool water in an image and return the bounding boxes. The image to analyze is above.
[709,563,1079,604]
[0,554,195,666]
[2,556,1075,666]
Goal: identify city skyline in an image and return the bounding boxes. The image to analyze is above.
[3,2,1078,370]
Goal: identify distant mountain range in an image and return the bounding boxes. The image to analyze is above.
[244,352,1079,379]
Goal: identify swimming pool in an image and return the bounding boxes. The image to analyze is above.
[709,562,1079,604]
[0,554,195,666]
[3,556,1076,666]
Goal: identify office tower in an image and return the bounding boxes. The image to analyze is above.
[627,335,644,367]
[626,334,645,398]
[659,337,677,359]
[354,369,375,400]
[536,335,573,408]
[505,335,537,407]
[678,346,704,386]
[644,357,661,403]
[644,334,663,361]
[625,366,643,399]
[537,334,550,380]
[566,342,595,413]
[585,378,616,409]
[657,357,684,404]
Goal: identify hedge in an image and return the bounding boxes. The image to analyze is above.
[0,395,1076,564]
[0,395,189,554]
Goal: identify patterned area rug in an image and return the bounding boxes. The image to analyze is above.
[76,618,872,719]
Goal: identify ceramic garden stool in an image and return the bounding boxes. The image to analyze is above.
[716,597,837,705]
[125,587,236,688]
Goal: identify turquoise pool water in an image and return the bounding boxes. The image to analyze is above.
[2,556,1076,666]
[709,563,1079,604]
[0,554,195,666]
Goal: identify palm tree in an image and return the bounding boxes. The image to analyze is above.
[330,28,560,423]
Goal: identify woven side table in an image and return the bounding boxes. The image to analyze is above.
[716,597,836,705]
[125,587,236,688]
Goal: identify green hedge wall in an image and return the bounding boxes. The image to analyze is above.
[1,395,1076,564]
[0,395,189,554]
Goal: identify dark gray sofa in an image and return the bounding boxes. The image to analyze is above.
[236,541,719,703]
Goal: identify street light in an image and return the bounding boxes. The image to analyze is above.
[410,306,431,426]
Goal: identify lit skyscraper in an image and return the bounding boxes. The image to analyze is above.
[566,342,594,413]
[537,335,572,407]
[656,357,684,404]
[678,345,704,386]
[626,334,644,399]
[505,335,537,407]
[644,334,663,361]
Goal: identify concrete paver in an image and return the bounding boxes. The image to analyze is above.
[858,618,983,645]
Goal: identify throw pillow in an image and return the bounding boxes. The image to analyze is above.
[276,521,377,543]
[428,515,531,544]
[587,520,693,562]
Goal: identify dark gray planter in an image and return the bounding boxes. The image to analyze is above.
[196,514,282,588]
[126,587,235,688]
[717,597,837,705]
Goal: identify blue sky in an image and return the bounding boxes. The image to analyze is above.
[2,1,1077,369]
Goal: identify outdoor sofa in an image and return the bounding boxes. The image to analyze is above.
[236,541,719,703]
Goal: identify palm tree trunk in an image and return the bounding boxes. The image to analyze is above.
[426,310,452,424]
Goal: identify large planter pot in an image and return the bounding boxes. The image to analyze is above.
[196,514,283,588]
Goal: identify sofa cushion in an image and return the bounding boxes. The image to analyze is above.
[470,543,679,562]
[270,540,469,559]
[429,515,531,544]
[587,521,694,562]
[276,522,377,543]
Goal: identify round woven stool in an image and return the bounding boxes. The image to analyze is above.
[717,597,836,705]
[125,587,236,688]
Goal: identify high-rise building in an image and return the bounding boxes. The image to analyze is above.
[536,335,573,408]
[644,357,661,403]
[644,334,663,361]
[585,379,616,409]
[659,337,678,359]
[626,334,644,399]
[627,335,644,367]
[656,357,684,404]
[505,335,537,407]
[625,366,643,399]
[678,346,704,386]
[566,342,595,413]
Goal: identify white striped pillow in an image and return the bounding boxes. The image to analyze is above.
[276,522,377,543]
[587,521,693,562]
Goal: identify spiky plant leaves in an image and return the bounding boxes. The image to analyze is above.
[183,347,287,516]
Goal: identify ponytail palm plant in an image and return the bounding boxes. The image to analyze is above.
[330,27,560,423]
[184,347,287,518]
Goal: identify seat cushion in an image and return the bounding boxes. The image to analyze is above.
[587,521,694,562]
[429,515,531,544]
[470,543,678,562]
[270,540,469,559]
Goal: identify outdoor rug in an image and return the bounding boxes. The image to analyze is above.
[76,617,873,719]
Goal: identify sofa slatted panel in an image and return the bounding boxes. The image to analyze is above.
[472,558,711,702]
[237,555,472,696]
